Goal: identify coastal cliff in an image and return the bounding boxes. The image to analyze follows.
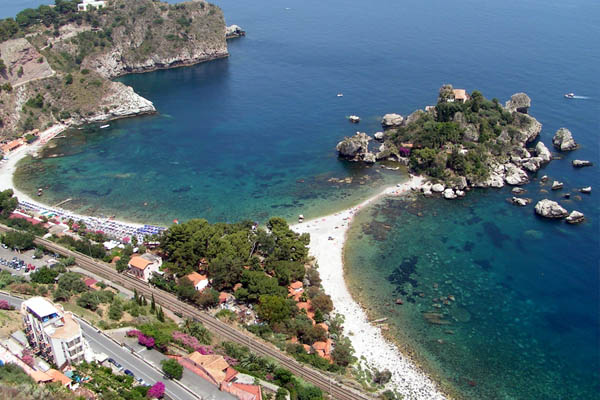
[0,0,228,138]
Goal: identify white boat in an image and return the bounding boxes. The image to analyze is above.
[564,93,575,99]
[100,124,110,129]
[337,93,343,97]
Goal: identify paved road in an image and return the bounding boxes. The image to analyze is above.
[0,224,374,400]
[0,293,201,400]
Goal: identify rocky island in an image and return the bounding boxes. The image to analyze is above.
[0,0,230,138]
[337,85,555,197]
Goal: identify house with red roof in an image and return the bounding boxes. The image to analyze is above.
[173,352,263,400]
[127,253,162,281]
[185,272,209,291]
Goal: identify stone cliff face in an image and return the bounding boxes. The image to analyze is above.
[82,0,228,78]
[75,82,156,124]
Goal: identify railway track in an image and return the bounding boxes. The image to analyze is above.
[1,225,373,400]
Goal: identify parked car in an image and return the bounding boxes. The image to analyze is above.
[108,358,123,371]
[136,377,150,386]
[124,369,134,377]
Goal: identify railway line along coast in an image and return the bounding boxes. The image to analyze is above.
[0,223,373,400]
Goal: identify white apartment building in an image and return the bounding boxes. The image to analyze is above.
[22,297,86,368]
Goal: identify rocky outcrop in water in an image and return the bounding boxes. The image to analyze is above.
[566,211,585,224]
[534,200,568,219]
[552,128,578,151]
[505,93,531,114]
[381,113,404,128]
[511,197,530,206]
[226,25,246,39]
[336,132,376,163]
[535,142,552,162]
[504,163,529,185]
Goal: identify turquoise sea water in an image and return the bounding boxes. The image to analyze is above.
[8,0,600,398]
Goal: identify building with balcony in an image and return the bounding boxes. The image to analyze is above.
[21,297,86,369]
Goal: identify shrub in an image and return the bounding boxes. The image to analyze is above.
[0,300,13,310]
[161,359,183,380]
[147,381,165,398]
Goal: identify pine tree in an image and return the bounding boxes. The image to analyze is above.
[142,295,148,307]
[134,289,139,304]
[151,294,156,313]
[157,306,165,322]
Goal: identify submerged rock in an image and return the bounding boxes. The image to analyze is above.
[572,160,593,168]
[566,211,585,224]
[512,187,526,195]
[535,199,568,219]
[540,175,549,182]
[552,128,578,151]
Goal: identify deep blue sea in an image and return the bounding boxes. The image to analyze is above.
[7,0,600,398]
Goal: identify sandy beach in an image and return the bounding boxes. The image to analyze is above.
[4,126,444,398]
[292,175,447,400]
[0,124,68,203]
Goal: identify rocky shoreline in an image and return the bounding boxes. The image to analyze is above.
[335,87,593,222]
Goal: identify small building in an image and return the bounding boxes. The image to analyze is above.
[46,368,73,388]
[128,253,162,282]
[176,352,262,400]
[288,281,304,302]
[451,89,470,103]
[21,297,86,368]
[77,0,106,11]
[1,139,24,154]
[311,338,333,361]
[185,272,209,291]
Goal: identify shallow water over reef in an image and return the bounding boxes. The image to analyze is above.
[345,187,599,399]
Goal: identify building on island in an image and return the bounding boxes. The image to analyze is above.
[21,297,86,369]
[127,253,162,281]
[185,272,209,291]
[450,89,470,103]
[77,0,106,11]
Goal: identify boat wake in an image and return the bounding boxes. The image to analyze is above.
[571,95,590,99]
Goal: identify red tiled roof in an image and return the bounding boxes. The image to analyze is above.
[185,272,208,287]
[129,256,152,270]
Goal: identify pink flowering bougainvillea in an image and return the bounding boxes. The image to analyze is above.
[126,329,142,337]
[147,381,165,398]
[138,334,155,349]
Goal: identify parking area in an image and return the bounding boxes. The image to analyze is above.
[0,246,59,277]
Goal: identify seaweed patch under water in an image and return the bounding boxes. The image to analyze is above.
[388,255,419,290]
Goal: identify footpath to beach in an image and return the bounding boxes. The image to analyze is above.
[292,175,447,400]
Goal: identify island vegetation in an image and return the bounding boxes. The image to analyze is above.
[337,85,550,195]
